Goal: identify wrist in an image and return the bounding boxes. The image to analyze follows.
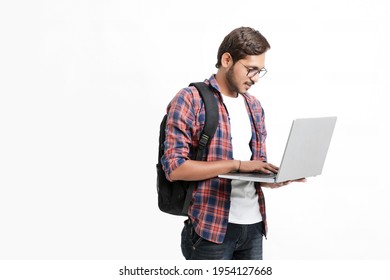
[237,160,241,172]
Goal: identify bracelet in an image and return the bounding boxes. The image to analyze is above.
[237,160,241,173]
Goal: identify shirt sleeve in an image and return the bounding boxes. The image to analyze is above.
[161,88,196,180]
[248,94,267,162]
[259,106,267,162]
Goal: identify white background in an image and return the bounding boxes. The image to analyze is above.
[1,0,389,260]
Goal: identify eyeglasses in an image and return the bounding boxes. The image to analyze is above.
[237,61,268,79]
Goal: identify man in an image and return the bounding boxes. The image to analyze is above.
[161,27,304,260]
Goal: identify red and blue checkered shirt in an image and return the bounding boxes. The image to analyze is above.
[161,75,268,244]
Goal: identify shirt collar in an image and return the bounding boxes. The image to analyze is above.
[206,74,251,102]
[207,74,221,93]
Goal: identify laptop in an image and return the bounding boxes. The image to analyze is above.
[218,116,337,183]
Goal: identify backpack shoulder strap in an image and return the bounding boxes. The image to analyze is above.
[189,82,219,160]
[182,82,219,215]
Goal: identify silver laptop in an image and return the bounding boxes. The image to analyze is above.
[218,116,337,183]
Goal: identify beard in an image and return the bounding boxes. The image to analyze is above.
[226,66,253,95]
[225,67,242,95]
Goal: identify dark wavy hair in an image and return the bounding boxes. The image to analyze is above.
[215,27,271,68]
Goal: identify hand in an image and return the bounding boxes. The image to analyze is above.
[239,160,279,174]
[261,178,307,189]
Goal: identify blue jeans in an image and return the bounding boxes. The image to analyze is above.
[181,219,264,260]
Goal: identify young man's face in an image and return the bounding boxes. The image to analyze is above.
[226,53,266,94]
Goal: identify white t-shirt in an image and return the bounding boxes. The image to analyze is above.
[222,94,262,225]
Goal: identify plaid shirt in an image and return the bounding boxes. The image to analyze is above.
[161,75,268,244]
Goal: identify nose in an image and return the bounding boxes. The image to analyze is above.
[250,73,260,83]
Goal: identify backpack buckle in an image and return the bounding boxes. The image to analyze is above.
[199,134,209,149]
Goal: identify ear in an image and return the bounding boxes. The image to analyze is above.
[221,52,233,68]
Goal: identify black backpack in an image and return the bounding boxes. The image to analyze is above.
[156,82,219,216]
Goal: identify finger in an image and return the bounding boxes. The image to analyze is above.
[293,178,307,183]
[264,164,279,173]
[261,168,273,174]
[274,182,283,188]
[278,182,287,187]
[258,166,272,174]
[278,181,291,187]
[269,163,279,170]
